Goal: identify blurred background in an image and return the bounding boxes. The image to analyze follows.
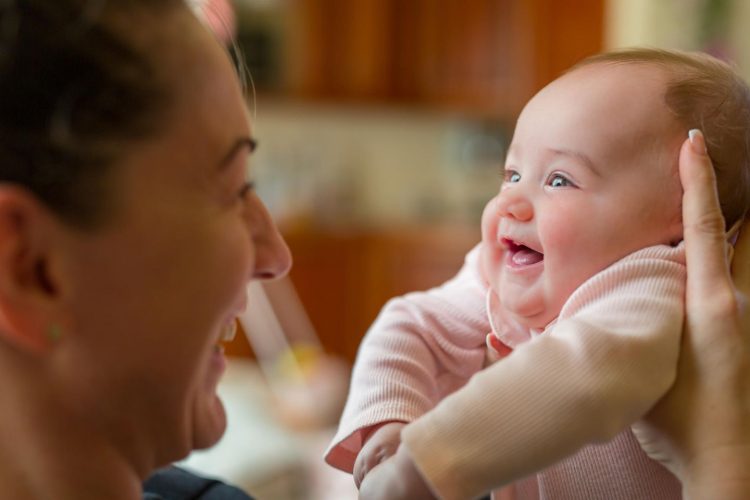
[183,1,748,498]
[227,0,748,365]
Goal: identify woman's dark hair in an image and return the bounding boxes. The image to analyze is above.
[0,0,182,228]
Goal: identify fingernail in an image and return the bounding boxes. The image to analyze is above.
[688,129,708,155]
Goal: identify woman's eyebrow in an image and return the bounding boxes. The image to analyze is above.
[218,137,257,170]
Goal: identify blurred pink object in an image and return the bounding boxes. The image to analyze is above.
[201,0,236,43]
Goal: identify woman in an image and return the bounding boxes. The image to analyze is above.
[0,1,289,498]
[0,1,745,499]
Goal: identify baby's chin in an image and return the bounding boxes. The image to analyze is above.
[498,292,557,331]
[513,310,557,332]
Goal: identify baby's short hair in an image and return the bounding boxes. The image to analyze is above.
[577,48,750,229]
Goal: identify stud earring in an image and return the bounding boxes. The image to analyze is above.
[47,324,62,342]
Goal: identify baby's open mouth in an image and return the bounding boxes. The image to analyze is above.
[503,238,544,266]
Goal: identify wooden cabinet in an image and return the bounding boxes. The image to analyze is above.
[285,0,604,117]
[227,226,480,362]
[227,225,480,363]
[285,225,479,363]
[391,0,534,117]
[285,0,394,101]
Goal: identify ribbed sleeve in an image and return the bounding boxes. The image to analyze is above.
[324,244,490,471]
[402,244,685,499]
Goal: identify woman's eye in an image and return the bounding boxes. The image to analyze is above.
[548,173,574,188]
[504,170,521,183]
[238,181,255,200]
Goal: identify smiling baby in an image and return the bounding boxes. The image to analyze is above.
[325,48,750,500]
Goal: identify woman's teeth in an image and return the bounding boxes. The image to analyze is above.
[221,320,238,342]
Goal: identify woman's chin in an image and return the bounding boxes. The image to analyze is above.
[192,392,228,450]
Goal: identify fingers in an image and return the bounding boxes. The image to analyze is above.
[679,129,733,297]
[354,448,379,488]
[353,455,366,488]
[354,424,403,489]
[731,218,750,297]
[354,447,397,488]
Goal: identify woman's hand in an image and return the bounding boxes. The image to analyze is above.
[635,130,750,498]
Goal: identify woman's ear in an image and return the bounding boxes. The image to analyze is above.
[0,187,66,354]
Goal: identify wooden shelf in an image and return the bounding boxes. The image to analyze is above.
[284,0,604,119]
[284,225,479,362]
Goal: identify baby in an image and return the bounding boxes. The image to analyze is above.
[326,49,750,499]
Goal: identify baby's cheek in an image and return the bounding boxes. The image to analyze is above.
[538,211,578,251]
[480,197,505,286]
[478,244,491,287]
[538,213,598,298]
[480,196,501,242]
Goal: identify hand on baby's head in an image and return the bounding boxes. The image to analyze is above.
[353,421,405,488]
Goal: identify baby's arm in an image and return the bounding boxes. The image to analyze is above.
[400,246,686,500]
[324,244,491,473]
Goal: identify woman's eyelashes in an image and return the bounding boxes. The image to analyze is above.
[238,180,255,200]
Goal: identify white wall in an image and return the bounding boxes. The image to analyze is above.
[606,0,750,80]
[251,101,505,228]
[605,0,704,50]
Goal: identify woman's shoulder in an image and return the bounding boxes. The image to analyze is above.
[143,466,254,500]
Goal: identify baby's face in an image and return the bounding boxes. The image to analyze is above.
[481,62,684,330]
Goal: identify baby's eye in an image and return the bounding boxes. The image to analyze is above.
[504,170,521,183]
[547,173,574,188]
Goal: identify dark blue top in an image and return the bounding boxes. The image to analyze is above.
[143,466,254,500]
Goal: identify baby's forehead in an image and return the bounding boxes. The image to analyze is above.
[532,63,671,119]
[513,63,681,164]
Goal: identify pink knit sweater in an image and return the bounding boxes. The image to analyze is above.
[326,243,685,499]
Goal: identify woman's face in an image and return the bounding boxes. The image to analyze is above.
[57,8,290,470]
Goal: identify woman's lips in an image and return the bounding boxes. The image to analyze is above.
[207,348,227,393]
[209,319,238,375]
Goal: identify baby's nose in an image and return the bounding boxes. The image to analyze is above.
[496,192,533,221]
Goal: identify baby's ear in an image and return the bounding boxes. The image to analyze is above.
[0,187,65,354]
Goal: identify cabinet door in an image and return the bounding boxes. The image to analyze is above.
[530,0,606,88]
[395,0,603,117]
[286,0,603,116]
[394,0,534,117]
[286,0,395,100]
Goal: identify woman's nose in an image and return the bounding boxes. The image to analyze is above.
[496,189,533,221]
[245,194,292,280]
